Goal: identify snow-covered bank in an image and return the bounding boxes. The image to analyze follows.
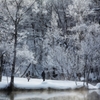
[0,76,99,91]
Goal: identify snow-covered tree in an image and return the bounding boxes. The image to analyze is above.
[0,0,100,83]
[67,0,100,82]
[43,10,69,79]
[0,0,38,90]
[25,0,52,77]
[51,0,71,35]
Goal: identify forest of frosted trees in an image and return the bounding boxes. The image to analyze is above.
[0,0,100,83]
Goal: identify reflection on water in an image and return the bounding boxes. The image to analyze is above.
[0,90,100,100]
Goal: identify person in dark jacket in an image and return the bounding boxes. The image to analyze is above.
[41,71,45,81]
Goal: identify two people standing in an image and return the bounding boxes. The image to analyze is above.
[26,70,46,82]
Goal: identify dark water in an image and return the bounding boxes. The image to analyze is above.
[0,90,100,100]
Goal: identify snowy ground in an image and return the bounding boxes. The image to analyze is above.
[0,76,100,90]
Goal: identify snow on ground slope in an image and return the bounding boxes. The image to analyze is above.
[0,76,99,90]
[96,83,100,89]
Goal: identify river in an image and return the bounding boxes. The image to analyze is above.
[0,90,100,100]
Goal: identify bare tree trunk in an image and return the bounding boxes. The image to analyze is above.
[86,67,91,88]
[0,68,2,82]
[86,57,92,88]
[0,54,4,82]
[9,22,18,91]
[83,66,86,86]
[0,67,2,82]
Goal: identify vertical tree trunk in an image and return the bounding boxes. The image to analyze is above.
[86,57,92,88]
[9,22,18,91]
[0,67,2,82]
[83,55,87,86]
[0,54,3,82]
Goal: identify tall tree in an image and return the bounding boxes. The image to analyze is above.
[0,0,37,90]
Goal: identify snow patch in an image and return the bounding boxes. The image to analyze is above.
[96,83,100,89]
[0,76,99,90]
